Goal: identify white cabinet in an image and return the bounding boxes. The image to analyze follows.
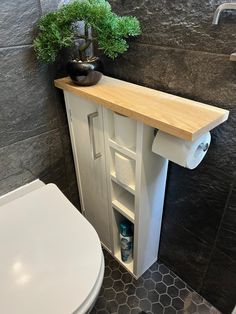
[56,75,228,278]
[64,91,168,278]
[64,92,111,250]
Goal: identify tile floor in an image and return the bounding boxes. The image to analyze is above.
[91,249,221,314]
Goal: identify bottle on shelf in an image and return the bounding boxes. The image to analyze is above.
[119,220,133,263]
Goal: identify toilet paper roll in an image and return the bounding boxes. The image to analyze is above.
[152,131,211,169]
[114,113,136,149]
[115,152,135,186]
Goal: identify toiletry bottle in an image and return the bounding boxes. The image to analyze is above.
[119,221,133,263]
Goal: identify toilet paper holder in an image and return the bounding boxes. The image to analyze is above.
[152,131,211,169]
[199,143,209,152]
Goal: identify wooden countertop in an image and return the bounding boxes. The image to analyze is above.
[55,76,229,141]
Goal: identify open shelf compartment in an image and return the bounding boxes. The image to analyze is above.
[112,208,134,274]
[110,172,135,195]
[111,181,135,222]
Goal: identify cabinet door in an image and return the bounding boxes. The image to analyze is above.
[65,92,111,250]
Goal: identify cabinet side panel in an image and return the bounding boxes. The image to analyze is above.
[64,92,85,213]
[134,124,168,277]
[102,108,115,254]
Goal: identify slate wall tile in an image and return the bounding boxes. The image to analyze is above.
[109,0,236,55]
[60,126,77,181]
[66,178,81,209]
[0,129,67,196]
[215,175,236,259]
[159,221,211,291]
[163,109,236,245]
[0,2,80,211]
[103,43,236,108]
[54,88,69,128]
[40,0,59,15]
[0,0,41,47]
[200,248,236,314]
[0,46,59,147]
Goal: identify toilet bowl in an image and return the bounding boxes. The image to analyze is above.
[0,180,104,314]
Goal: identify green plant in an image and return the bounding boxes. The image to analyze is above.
[34,0,141,63]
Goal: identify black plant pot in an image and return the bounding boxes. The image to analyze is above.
[67,57,103,86]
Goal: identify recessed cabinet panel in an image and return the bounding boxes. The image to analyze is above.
[64,92,111,250]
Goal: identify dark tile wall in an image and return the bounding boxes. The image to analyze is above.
[103,1,236,313]
[0,0,79,207]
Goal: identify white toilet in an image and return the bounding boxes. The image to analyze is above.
[0,180,104,314]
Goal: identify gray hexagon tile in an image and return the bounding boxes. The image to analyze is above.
[91,249,221,313]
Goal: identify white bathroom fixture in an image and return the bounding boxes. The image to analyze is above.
[0,180,104,314]
[55,75,229,278]
[230,53,236,61]
[212,3,236,61]
[152,131,211,169]
[212,3,236,25]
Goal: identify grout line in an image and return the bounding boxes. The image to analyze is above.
[0,44,33,50]
[37,0,43,16]
[132,40,231,58]
[0,127,59,150]
[0,41,230,58]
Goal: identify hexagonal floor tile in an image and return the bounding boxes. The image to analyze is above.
[121,273,133,284]
[103,288,116,301]
[140,299,152,311]
[132,277,144,287]
[174,278,185,289]
[116,291,127,305]
[118,304,130,314]
[103,277,113,289]
[172,297,184,310]
[164,306,176,314]
[160,293,171,307]
[151,271,163,282]
[152,302,164,314]
[136,287,148,299]
[179,288,191,301]
[113,279,125,292]
[159,264,170,275]
[156,282,167,294]
[111,269,122,281]
[125,283,136,296]
[106,300,119,313]
[142,269,152,279]
[127,295,139,308]
[92,249,219,314]
[144,278,155,290]
[163,274,174,286]
[104,266,111,278]
[148,290,159,303]
[167,285,179,298]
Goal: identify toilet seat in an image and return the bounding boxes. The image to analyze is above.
[0,183,104,314]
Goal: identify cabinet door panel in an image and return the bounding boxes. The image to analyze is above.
[65,92,111,249]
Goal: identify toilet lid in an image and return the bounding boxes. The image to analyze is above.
[0,184,102,314]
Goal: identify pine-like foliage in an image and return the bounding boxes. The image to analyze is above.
[34,0,141,63]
